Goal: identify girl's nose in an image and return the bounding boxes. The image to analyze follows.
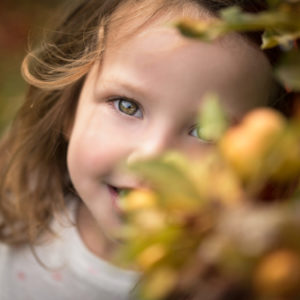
[126,132,174,165]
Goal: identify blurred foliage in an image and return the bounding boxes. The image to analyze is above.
[117,102,300,300]
[0,0,60,134]
[116,1,300,300]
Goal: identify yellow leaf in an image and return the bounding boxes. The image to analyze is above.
[132,209,166,232]
[143,267,178,300]
[120,189,157,212]
[137,244,166,271]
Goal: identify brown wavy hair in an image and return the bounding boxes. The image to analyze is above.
[0,0,281,245]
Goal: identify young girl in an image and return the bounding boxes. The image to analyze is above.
[0,0,286,299]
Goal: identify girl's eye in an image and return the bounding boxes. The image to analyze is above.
[189,126,214,144]
[112,98,143,118]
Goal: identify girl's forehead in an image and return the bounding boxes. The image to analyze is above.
[104,1,270,71]
[106,0,213,48]
[105,0,269,64]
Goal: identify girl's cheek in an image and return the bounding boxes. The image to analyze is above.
[68,138,128,176]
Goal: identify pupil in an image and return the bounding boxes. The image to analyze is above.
[119,100,137,115]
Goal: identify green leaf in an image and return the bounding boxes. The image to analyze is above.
[176,4,300,48]
[220,6,244,23]
[220,6,300,34]
[275,50,300,91]
[262,29,283,49]
[175,19,224,41]
[198,93,228,142]
[129,155,202,210]
[262,29,300,49]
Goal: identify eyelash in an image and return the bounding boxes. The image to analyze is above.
[107,96,214,143]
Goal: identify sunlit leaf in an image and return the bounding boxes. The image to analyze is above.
[262,29,300,49]
[175,18,224,41]
[220,6,300,32]
[176,5,300,48]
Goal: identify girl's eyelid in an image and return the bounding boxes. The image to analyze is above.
[106,95,138,105]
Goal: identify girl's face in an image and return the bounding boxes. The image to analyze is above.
[67,10,273,257]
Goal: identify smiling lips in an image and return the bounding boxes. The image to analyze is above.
[107,184,126,213]
[106,180,147,213]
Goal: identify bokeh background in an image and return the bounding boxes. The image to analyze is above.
[0,0,60,134]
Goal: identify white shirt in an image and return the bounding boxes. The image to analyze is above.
[0,201,138,300]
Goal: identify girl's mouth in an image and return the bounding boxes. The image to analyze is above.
[108,184,120,195]
[107,184,127,213]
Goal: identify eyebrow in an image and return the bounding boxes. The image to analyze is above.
[96,78,151,101]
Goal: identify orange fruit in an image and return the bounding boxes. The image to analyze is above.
[220,108,286,180]
[254,249,300,297]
